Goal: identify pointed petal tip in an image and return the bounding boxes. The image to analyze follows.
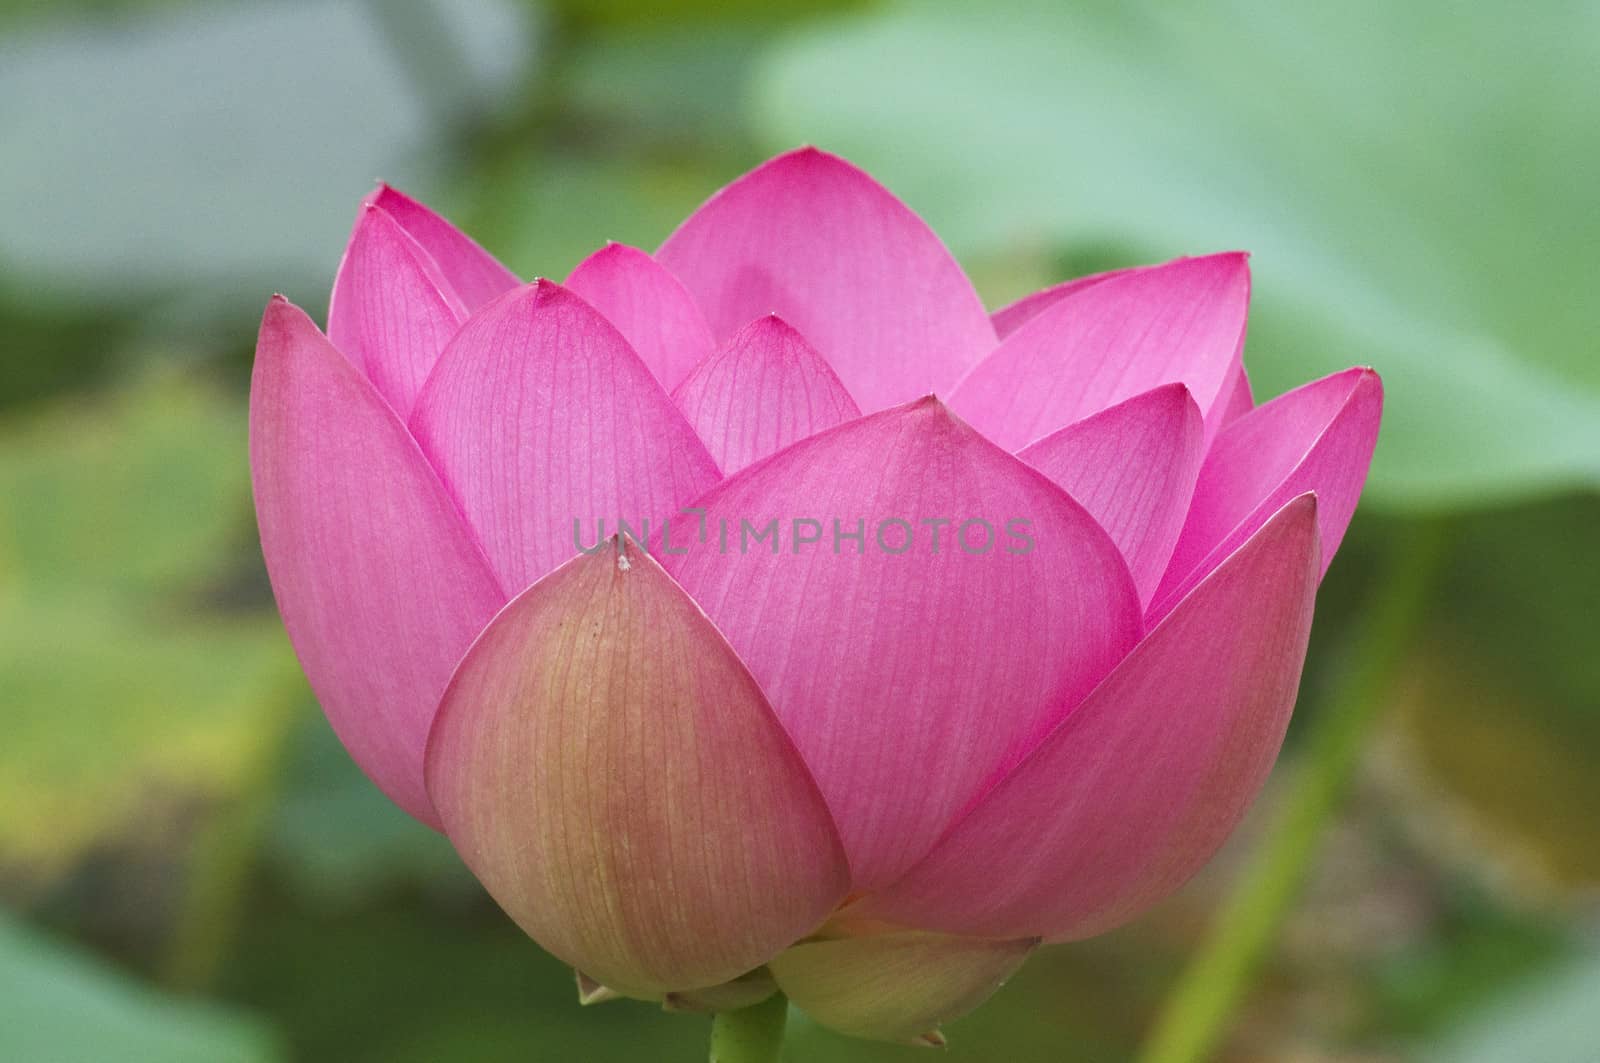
[573,240,644,269]
[575,970,622,1006]
[489,276,567,312]
[258,293,310,335]
[782,143,830,161]
[1142,379,1201,410]
[365,181,410,211]
[756,144,896,193]
[734,312,801,340]
[1193,248,1251,274]
[888,393,979,438]
[912,1030,948,1048]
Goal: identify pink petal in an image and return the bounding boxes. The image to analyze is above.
[367,183,520,311]
[660,399,1141,888]
[656,147,996,411]
[950,253,1251,450]
[249,297,503,827]
[1153,367,1381,620]
[565,242,718,392]
[1219,364,1255,427]
[327,204,466,417]
[770,930,1035,1044]
[989,265,1139,339]
[408,280,723,595]
[860,495,1320,941]
[671,314,862,473]
[424,541,849,997]
[1018,383,1204,607]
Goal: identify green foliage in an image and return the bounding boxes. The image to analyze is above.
[0,0,533,301]
[755,1,1600,509]
[263,719,473,908]
[0,912,282,1063]
[0,372,301,883]
[1379,498,1600,895]
[220,881,708,1062]
[1416,951,1600,1063]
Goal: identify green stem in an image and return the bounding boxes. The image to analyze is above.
[709,993,788,1063]
[1137,519,1450,1063]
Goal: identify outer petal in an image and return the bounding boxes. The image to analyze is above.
[771,930,1035,1045]
[1153,367,1381,619]
[368,183,520,311]
[424,541,850,997]
[950,253,1251,450]
[671,314,861,473]
[656,147,996,411]
[989,265,1139,339]
[409,280,723,594]
[1018,383,1203,607]
[859,495,1320,941]
[661,399,1141,888]
[565,242,717,392]
[249,297,503,827]
[327,204,466,417]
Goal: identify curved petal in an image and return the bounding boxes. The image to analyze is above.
[1219,364,1255,428]
[249,297,503,827]
[672,314,861,473]
[660,398,1141,888]
[327,204,466,417]
[409,280,723,595]
[656,147,996,411]
[367,183,520,311]
[859,495,1320,941]
[989,265,1139,339]
[771,930,1035,1045]
[425,540,850,997]
[950,253,1251,450]
[1153,367,1381,620]
[1018,383,1204,607]
[565,242,717,392]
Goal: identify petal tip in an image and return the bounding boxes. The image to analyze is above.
[573,240,645,271]
[259,293,311,337]
[575,970,622,1006]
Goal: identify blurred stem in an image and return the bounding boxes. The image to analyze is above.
[709,993,788,1063]
[1137,519,1451,1063]
[161,683,305,992]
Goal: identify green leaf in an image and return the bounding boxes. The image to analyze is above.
[1415,951,1600,1063]
[0,0,532,301]
[0,913,282,1063]
[754,1,1600,509]
[0,372,301,883]
[264,718,472,908]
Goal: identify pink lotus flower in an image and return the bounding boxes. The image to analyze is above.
[251,148,1380,1044]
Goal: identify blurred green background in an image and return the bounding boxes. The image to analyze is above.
[1,1,1596,1060]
